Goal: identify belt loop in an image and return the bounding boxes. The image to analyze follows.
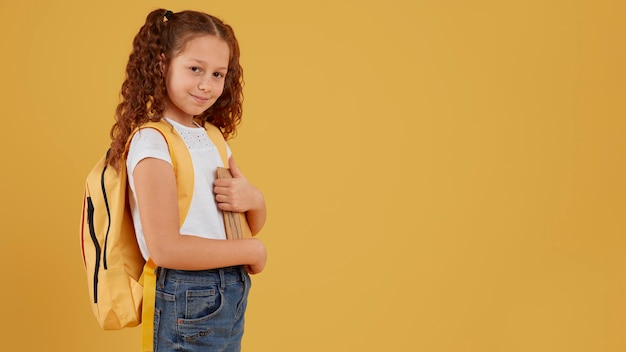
[156,267,167,289]
[219,268,225,293]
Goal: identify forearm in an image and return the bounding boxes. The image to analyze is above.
[148,235,265,271]
[246,209,266,236]
[246,190,267,235]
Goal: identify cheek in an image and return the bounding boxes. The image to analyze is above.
[164,71,177,94]
[167,69,193,91]
[216,82,226,97]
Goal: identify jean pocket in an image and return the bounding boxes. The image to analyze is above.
[183,288,222,322]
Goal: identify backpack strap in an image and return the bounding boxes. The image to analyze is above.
[136,120,195,222]
[141,260,158,352]
[204,122,229,166]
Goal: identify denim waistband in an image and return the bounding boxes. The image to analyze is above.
[156,266,247,287]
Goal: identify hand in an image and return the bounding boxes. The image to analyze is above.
[245,238,267,275]
[214,158,263,213]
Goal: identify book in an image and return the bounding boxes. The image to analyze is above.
[216,167,252,240]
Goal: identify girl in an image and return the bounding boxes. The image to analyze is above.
[107,9,267,351]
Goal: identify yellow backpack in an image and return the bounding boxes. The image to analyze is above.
[80,120,228,350]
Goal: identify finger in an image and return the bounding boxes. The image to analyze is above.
[213,186,228,195]
[229,157,244,178]
[217,202,233,211]
[219,200,246,213]
[213,178,233,187]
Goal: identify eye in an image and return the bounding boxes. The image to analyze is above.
[190,66,202,73]
[213,72,226,79]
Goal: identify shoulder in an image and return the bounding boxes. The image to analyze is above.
[126,128,172,172]
[130,127,168,147]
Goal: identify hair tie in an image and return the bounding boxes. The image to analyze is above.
[164,10,173,21]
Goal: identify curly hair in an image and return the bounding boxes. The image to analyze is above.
[107,9,244,168]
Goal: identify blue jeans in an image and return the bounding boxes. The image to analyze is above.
[154,266,251,352]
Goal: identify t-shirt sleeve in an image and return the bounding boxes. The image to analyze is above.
[126,128,172,176]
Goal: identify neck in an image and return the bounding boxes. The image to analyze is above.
[166,116,196,128]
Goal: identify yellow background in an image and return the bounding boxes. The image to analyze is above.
[1,0,625,351]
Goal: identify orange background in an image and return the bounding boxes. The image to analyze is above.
[0,0,625,351]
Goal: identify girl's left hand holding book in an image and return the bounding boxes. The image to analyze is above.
[214,157,267,234]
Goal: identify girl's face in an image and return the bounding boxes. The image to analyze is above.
[162,35,230,126]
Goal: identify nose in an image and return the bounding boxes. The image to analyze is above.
[198,76,212,93]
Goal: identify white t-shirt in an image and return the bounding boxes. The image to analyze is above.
[126,118,231,260]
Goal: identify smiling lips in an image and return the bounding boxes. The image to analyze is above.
[190,94,210,104]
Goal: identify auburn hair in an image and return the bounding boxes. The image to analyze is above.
[107,9,244,168]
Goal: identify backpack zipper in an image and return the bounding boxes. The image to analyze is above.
[86,197,100,304]
[101,159,111,270]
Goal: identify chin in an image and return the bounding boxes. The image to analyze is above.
[186,108,208,116]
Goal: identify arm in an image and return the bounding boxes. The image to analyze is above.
[133,157,267,273]
[214,157,267,235]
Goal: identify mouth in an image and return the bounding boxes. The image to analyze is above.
[190,94,210,104]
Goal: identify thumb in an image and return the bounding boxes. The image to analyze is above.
[229,157,244,178]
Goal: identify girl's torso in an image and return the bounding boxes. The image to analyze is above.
[126,117,231,260]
